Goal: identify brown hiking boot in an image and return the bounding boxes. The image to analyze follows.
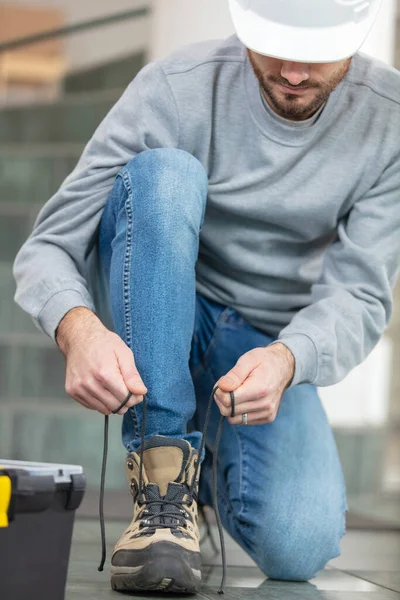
[110,436,202,593]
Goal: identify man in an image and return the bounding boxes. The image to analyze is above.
[13,0,400,594]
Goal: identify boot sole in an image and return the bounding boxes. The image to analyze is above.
[111,544,202,594]
[111,563,201,593]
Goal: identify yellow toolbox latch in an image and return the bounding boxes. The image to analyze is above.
[0,471,12,528]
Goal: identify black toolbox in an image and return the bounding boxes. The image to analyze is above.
[0,459,86,600]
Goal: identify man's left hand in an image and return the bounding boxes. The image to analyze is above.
[213,343,295,426]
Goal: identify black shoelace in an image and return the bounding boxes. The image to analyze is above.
[131,483,194,535]
[98,384,235,595]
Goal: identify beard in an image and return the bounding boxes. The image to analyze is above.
[248,51,351,121]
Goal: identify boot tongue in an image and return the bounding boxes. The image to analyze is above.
[141,436,191,497]
[144,483,186,529]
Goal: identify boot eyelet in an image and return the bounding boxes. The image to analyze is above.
[127,460,134,471]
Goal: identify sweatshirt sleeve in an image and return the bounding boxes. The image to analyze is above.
[13,61,179,343]
[270,153,400,387]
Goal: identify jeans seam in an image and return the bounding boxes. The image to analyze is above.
[128,406,140,446]
[121,169,134,349]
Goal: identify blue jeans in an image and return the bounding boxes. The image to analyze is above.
[98,148,347,581]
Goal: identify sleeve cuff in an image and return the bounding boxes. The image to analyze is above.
[269,333,318,387]
[35,289,96,344]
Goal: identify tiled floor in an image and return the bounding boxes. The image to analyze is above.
[66,520,400,599]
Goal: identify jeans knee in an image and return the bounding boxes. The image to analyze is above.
[240,517,342,582]
[123,148,208,219]
[112,149,207,246]
[258,549,325,582]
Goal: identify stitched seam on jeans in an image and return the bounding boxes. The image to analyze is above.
[122,170,134,349]
[128,406,140,446]
[112,171,127,220]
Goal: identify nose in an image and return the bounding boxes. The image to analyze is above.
[281,62,310,86]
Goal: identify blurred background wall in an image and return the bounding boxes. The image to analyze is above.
[0,0,399,525]
[8,0,149,71]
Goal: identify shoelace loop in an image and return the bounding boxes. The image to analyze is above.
[98,385,235,595]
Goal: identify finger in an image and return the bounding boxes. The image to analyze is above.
[215,395,267,418]
[93,368,139,410]
[73,396,94,411]
[228,397,268,416]
[216,372,268,409]
[216,354,255,395]
[117,347,148,396]
[74,393,111,415]
[251,416,278,425]
[83,380,132,415]
[104,383,143,411]
[228,408,274,426]
[214,396,231,417]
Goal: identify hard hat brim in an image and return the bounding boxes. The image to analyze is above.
[228,0,382,63]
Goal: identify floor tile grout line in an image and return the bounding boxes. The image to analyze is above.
[198,590,215,600]
[336,567,400,595]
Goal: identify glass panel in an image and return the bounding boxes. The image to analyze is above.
[0,15,146,496]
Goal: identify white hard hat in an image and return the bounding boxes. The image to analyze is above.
[228,0,384,63]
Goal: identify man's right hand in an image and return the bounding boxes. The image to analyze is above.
[56,307,147,416]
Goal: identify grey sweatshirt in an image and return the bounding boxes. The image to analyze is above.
[13,34,400,388]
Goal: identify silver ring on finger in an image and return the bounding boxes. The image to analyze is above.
[242,413,248,426]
